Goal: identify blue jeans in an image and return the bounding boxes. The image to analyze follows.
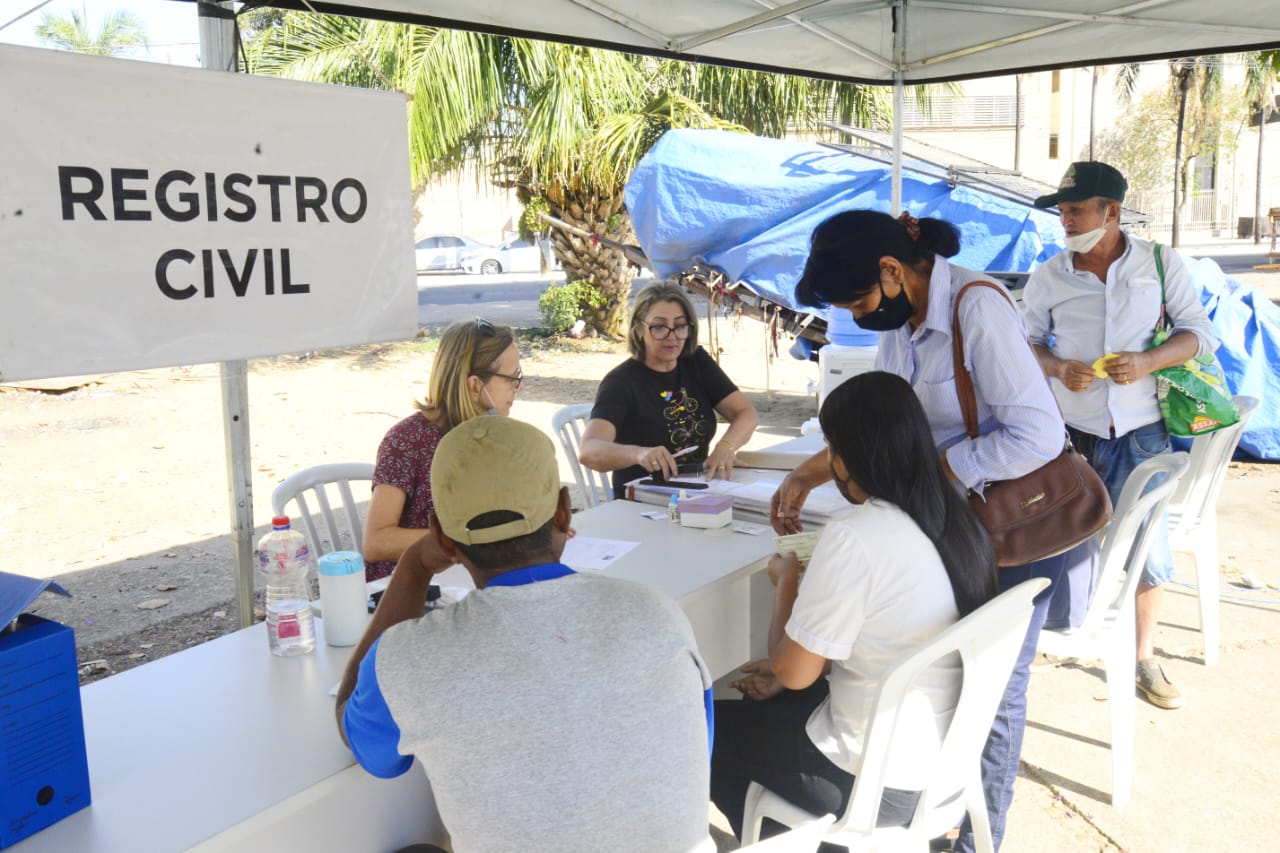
[1068,421,1176,586]
[955,540,1095,852]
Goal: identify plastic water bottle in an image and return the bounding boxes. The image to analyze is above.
[257,516,316,656]
[668,493,680,522]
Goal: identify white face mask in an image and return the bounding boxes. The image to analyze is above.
[481,385,498,416]
[1065,226,1107,254]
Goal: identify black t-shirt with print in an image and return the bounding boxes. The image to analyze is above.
[590,346,739,498]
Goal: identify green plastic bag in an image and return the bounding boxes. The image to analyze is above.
[1148,245,1240,438]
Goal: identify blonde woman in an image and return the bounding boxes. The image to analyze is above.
[362,319,522,580]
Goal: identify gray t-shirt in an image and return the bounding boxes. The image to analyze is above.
[376,571,714,852]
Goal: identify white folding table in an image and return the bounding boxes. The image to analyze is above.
[14,497,786,851]
[11,621,441,853]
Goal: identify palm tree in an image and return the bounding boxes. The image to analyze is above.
[1161,57,1222,247]
[1244,51,1280,244]
[246,13,889,335]
[35,6,148,57]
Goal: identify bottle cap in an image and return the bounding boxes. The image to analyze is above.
[271,515,292,529]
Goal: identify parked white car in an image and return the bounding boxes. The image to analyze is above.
[461,238,555,275]
[414,234,490,272]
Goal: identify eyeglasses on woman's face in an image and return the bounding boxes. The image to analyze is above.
[646,322,691,341]
[484,369,524,390]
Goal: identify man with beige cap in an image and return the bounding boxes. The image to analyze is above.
[335,416,715,852]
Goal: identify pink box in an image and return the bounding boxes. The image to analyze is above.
[678,494,734,529]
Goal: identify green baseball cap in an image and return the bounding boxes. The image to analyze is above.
[1034,161,1128,208]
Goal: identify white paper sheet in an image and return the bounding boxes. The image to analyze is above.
[560,536,641,572]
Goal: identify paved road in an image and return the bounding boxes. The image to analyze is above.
[416,271,565,329]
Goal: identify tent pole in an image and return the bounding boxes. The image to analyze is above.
[893,73,904,215]
[199,3,256,629]
[891,0,906,215]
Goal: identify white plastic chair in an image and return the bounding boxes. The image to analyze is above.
[737,813,836,851]
[1167,395,1258,666]
[1038,451,1190,807]
[270,463,375,557]
[741,577,1051,853]
[551,403,613,509]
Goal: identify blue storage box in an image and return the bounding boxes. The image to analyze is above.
[0,573,91,847]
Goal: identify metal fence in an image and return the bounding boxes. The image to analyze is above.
[1125,189,1280,242]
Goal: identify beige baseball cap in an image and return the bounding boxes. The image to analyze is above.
[430,417,561,545]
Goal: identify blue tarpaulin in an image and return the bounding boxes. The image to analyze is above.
[1185,258,1280,461]
[625,129,1067,312]
[624,129,1280,461]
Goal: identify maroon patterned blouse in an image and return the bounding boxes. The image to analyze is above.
[367,413,444,580]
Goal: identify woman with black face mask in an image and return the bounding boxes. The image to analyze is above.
[769,209,1096,853]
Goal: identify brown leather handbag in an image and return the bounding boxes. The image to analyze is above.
[952,281,1112,567]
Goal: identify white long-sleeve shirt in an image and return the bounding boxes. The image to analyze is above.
[1022,234,1218,439]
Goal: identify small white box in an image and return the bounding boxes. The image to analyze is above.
[678,494,734,529]
[818,344,878,406]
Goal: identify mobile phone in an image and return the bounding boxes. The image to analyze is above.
[638,477,709,489]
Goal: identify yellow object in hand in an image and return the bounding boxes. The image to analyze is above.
[1091,354,1117,378]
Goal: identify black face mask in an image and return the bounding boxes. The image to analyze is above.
[828,460,865,506]
[853,279,914,332]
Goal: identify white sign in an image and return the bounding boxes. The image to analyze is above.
[0,45,417,381]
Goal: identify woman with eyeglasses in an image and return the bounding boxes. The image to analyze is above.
[580,280,758,499]
[361,318,523,581]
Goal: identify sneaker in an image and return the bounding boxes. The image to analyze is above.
[1136,658,1185,709]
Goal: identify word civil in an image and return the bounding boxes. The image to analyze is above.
[157,248,308,301]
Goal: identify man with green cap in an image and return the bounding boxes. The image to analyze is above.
[1023,160,1218,709]
[335,416,715,851]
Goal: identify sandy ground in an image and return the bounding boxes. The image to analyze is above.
[2,274,1278,851]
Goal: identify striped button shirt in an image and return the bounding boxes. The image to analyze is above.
[874,261,1065,492]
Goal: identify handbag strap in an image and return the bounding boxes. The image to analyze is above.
[951,280,1019,439]
[1153,242,1171,334]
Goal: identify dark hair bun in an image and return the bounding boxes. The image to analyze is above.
[917,218,961,259]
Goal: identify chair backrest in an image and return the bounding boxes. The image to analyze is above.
[835,577,1050,840]
[1076,452,1190,636]
[1167,395,1259,532]
[551,403,613,509]
[270,463,376,557]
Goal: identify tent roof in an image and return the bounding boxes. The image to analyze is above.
[265,0,1280,84]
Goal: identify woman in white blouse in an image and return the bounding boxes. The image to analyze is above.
[711,371,998,841]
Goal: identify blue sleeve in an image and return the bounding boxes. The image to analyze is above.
[704,686,715,759]
[342,637,414,779]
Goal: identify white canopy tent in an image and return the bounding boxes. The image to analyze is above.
[266,0,1280,209]
[262,0,1280,85]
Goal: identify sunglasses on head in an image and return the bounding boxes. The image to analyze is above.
[470,318,522,388]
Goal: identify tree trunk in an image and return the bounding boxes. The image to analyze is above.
[1014,75,1022,171]
[1256,108,1267,244]
[1172,72,1191,248]
[1089,67,1098,161]
[547,188,636,338]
